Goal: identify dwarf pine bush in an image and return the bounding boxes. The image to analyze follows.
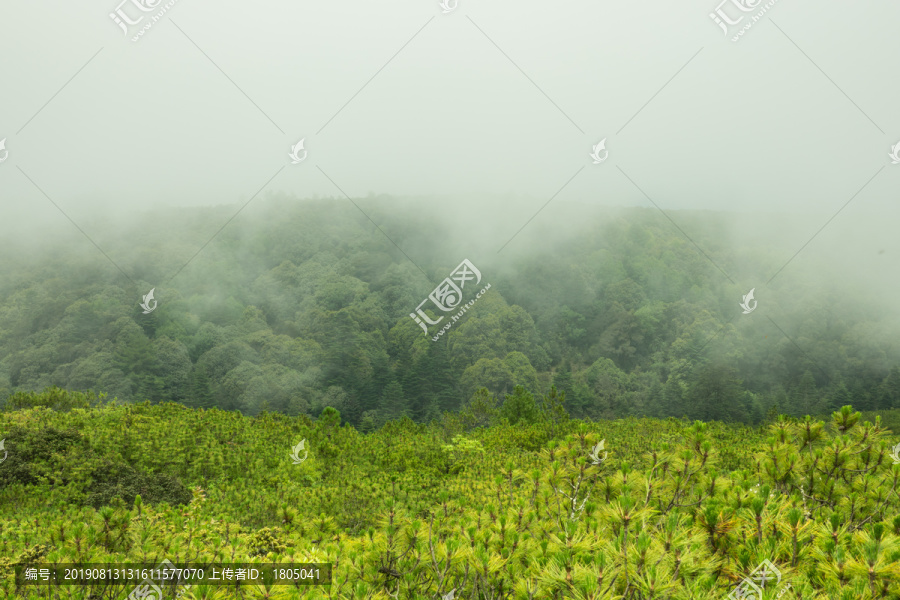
[1,400,900,598]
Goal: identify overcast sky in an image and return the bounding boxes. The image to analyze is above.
[0,1,898,276]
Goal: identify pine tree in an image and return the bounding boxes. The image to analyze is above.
[318,406,341,428]
[686,363,745,422]
[501,385,538,426]
[770,386,789,418]
[380,380,408,424]
[359,359,391,415]
[765,402,780,424]
[663,377,686,419]
[460,387,500,429]
[644,377,666,419]
[792,370,819,417]
[419,399,442,424]
[401,356,429,419]
[430,341,461,414]
[827,381,852,414]
[539,385,569,438]
[552,361,574,396]
[358,410,379,432]
[188,367,215,410]
[877,367,900,410]
[342,393,363,428]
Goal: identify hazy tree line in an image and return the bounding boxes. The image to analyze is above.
[1,195,898,427]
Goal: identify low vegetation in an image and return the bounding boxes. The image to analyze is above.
[3,388,900,598]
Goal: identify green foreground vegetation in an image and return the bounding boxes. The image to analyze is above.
[3,389,900,599]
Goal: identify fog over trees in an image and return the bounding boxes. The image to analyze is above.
[3,1,900,598]
[1,199,899,428]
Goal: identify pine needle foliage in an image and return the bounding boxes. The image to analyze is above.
[1,400,900,598]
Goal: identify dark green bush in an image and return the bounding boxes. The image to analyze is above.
[86,461,193,508]
[0,425,84,488]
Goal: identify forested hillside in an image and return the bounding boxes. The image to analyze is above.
[1,196,899,426]
[3,390,900,598]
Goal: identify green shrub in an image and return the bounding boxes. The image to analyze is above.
[3,387,104,412]
[441,434,485,474]
[246,527,287,557]
[501,385,539,426]
[0,425,84,488]
[86,462,193,508]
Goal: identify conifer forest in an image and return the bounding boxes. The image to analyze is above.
[3,1,900,598]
